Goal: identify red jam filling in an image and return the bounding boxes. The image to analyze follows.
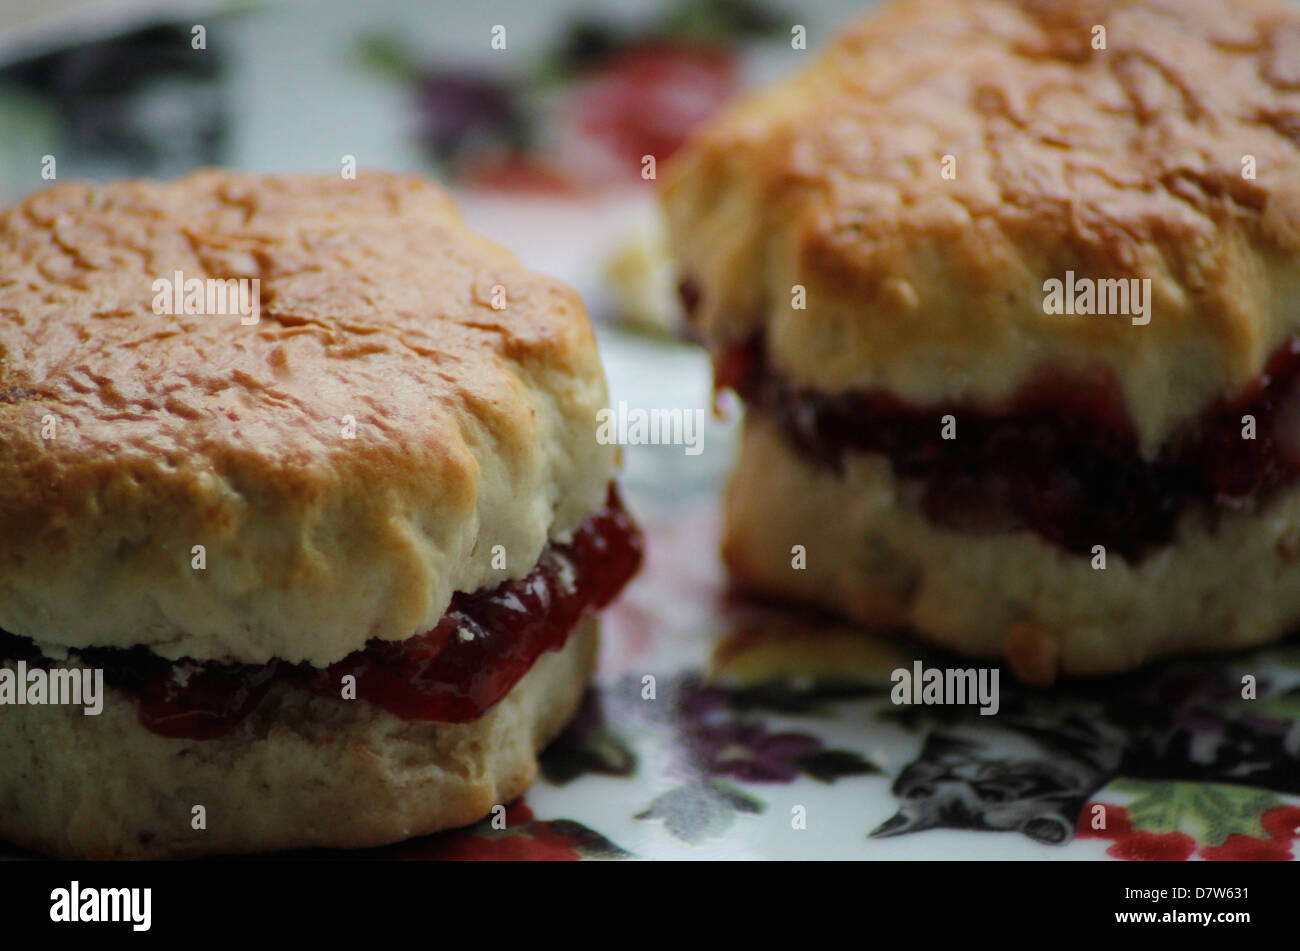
[0,486,642,740]
[716,336,1300,560]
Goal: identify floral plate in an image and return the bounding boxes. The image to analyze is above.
[1,0,1297,861]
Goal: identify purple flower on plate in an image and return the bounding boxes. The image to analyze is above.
[684,721,822,783]
[607,672,881,785]
[415,71,530,165]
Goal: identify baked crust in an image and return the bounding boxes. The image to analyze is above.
[725,416,1300,682]
[0,171,615,665]
[0,617,598,859]
[663,0,1300,456]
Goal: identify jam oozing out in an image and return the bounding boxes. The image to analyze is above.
[301,487,643,723]
[717,335,1300,560]
[0,486,641,740]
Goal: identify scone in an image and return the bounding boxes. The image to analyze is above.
[662,0,1300,682]
[0,170,641,858]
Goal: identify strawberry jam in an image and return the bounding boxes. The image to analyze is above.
[0,486,641,740]
[300,486,642,724]
[719,336,1300,560]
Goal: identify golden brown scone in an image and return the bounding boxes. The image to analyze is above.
[0,170,615,665]
[664,0,1300,679]
[0,171,642,860]
[0,618,597,860]
[663,0,1300,455]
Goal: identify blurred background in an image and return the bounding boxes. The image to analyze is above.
[0,0,863,316]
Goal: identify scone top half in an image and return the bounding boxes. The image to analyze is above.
[0,170,621,667]
[664,0,1300,459]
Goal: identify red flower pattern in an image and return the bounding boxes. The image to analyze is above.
[367,799,586,861]
[1078,801,1300,861]
[569,44,738,171]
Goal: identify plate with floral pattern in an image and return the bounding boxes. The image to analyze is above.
[2,0,1298,861]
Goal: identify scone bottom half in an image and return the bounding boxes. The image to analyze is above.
[695,307,1300,686]
[0,170,643,858]
[664,0,1300,683]
[0,494,639,859]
